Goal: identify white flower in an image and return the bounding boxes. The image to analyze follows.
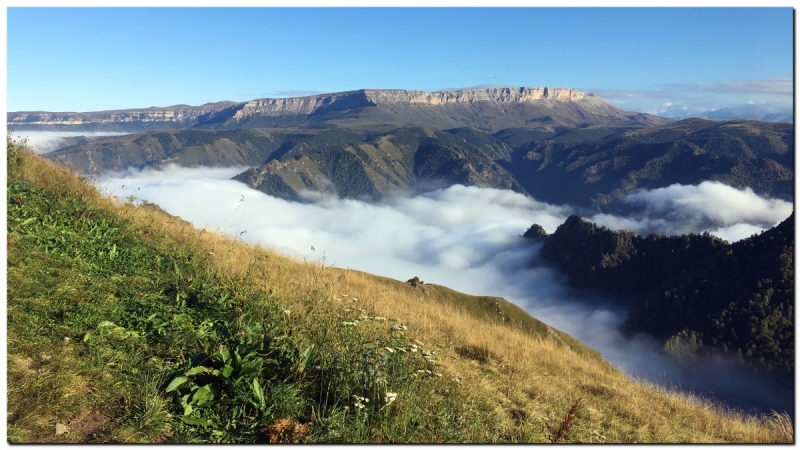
[283,310,291,315]
[353,395,369,410]
[372,316,386,322]
[384,392,398,406]
[384,347,396,353]
[414,340,424,347]
[341,321,357,327]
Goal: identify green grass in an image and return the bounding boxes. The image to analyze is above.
[6,139,500,443]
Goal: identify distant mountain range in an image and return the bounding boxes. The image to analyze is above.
[12,87,793,211]
[655,103,793,123]
[525,213,794,375]
[9,87,669,133]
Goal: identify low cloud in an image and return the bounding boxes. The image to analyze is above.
[96,166,793,415]
[591,181,793,241]
[10,131,130,154]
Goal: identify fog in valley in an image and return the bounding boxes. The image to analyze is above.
[94,163,793,417]
[10,131,129,154]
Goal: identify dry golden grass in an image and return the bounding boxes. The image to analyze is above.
[12,147,793,443]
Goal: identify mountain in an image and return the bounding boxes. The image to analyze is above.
[525,213,794,374]
[45,117,793,209]
[232,126,525,200]
[8,101,241,132]
[498,118,793,209]
[9,87,669,133]
[655,103,793,123]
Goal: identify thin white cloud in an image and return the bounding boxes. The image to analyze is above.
[583,78,792,118]
[662,78,792,95]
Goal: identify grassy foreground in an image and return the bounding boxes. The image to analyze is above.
[6,138,793,443]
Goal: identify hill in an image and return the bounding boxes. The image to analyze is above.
[525,213,794,374]
[7,137,793,444]
[46,118,793,209]
[500,118,793,209]
[9,87,668,133]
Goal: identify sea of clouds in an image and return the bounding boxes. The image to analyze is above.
[94,164,794,416]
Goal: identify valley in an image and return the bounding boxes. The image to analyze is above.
[8,86,794,442]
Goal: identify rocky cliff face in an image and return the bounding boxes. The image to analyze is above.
[365,87,587,104]
[8,101,241,131]
[229,87,589,117]
[9,87,664,132]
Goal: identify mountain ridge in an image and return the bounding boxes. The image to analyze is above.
[9,87,670,132]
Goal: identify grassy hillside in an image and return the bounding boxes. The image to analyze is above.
[7,138,792,443]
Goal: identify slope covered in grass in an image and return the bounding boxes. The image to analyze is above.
[6,139,792,443]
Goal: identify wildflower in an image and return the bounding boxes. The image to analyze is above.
[238,315,243,321]
[435,373,442,378]
[241,331,247,337]
[416,369,427,374]
[352,395,369,410]
[351,297,358,302]
[219,344,226,350]
[384,392,398,406]
[390,325,407,332]
[414,340,424,347]
[283,310,291,316]
[341,321,357,327]
[208,252,214,255]
[372,316,386,322]
[384,347,396,353]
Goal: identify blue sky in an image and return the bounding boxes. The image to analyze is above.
[7,7,794,113]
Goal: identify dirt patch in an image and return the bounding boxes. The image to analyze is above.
[36,411,112,443]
